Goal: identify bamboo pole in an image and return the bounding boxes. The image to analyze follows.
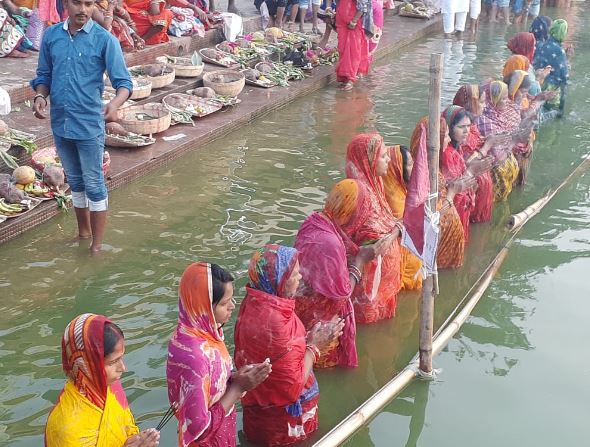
[313,245,508,447]
[508,154,590,230]
[419,53,443,374]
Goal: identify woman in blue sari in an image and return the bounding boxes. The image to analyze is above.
[530,15,552,58]
[533,19,569,115]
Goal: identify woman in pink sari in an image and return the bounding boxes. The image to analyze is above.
[336,0,374,90]
[368,0,383,58]
[294,180,375,368]
[166,262,270,447]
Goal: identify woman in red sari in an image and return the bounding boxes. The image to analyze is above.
[452,84,498,223]
[440,105,478,244]
[234,244,342,446]
[294,180,375,369]
[410,118,476,269]
[345,133,403,323]
[336,0,373,90]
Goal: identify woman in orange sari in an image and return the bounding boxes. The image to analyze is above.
[45,314,160,447]
[410,118,475,269]
[344,133,403,323]
[382,144,423,290]
[125,0,208,45]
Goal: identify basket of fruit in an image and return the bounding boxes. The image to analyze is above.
[202,70,245,97]
[199,48,239,68]
[241,68,276,88]
[156,54,204,78]
[162,93,222,118]
[128,63,176,89]
[119,103,172,135]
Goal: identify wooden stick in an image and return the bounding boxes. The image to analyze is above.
[419,53,443,375]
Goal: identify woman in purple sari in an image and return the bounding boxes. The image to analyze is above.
[166,262,270,447]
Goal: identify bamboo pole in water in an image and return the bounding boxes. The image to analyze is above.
[507,154,590,230]
[419,53,443,374]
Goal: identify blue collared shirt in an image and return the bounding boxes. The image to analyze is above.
[30,19,133,140]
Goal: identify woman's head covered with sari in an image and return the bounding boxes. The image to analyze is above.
[443,105,471,149]
[507,32,536,62]
[345,133,387,188]
[177,262,233,342]
[47,314,138,447]
[248,244,299,298]
[502,55,530,79]
[486,81,509,108]
[453,84,483,117]
[530,16,552,43]
[168,262,236,447]
[505,70,530,100]
[324,179,359,227]
[549,19,568,43]
[62,313,118,409]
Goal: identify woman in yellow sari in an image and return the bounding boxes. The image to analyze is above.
[382,144,423,290]
[45,313,160,447]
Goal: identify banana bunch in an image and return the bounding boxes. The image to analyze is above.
[23,182,49,197]
[0,199,23,215]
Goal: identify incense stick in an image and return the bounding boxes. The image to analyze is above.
[155,402,178,431]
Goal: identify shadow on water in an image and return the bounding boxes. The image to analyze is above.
[1,4,590,446]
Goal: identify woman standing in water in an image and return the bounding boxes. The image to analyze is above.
[345,133,403,323]
[235,244,343,446]
[382,145,423,291]
[295,180,376,368]
[45,313,160,446]
[167,262,270,447]
[410,118,476,269]
[534,19,569,115]
[474,81,523,201]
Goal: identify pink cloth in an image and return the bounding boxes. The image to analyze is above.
[38,0,61,23]
[369,0,384,56]
[166,263,236,447]
[403,121,430,256]
[294,212,357,368]
[336,0,370,83]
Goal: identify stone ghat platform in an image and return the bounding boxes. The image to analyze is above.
[0,13,441,244]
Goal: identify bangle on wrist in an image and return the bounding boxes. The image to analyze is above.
[306,344,320,363]
[33,93,47,104]
[348,264,362,282]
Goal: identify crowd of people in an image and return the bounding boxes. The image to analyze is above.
[39,9,571,445]
[0,0,229,57]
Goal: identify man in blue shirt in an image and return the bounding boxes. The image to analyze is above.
[31,0,132,254]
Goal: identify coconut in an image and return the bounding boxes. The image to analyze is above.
[191,87,216,98]
[13,166,36,185]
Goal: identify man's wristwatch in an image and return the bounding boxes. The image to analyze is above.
[33,93,47,103]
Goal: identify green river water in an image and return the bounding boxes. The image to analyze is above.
[1,5,589,446]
